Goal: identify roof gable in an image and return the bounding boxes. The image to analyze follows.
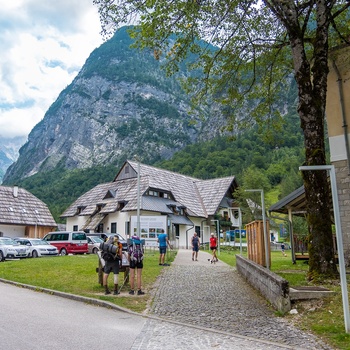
[62,160,239,219]
[0,185,56,227]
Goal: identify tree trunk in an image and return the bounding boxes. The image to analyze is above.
[287,8,338,279]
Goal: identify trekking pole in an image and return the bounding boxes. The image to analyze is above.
[118,267,130,293]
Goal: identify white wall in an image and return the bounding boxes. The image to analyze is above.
[0,224,26,238]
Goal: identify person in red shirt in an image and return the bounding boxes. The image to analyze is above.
[209,232,218,263]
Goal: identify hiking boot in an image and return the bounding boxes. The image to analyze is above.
[104,289,111,295]
[137,290,145,295]
[129,290,135,295]
[113,290,120,295]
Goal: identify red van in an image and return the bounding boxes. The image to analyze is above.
[43,231,88,256]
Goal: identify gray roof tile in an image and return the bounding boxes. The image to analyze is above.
[0,185,57,227]
[61,161,238,220]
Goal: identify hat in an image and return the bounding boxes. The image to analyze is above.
[211,232,214,236]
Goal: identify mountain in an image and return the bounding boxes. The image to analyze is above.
[3,26,225,184]
[0,136,26,183]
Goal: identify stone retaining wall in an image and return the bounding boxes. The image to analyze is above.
[236,254,291,313]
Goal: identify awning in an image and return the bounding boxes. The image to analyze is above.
[269,186,306,216]
[81,213,106,230]
[168,214,194,225]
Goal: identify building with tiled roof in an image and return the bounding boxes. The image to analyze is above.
[0,185,57,238]
[61,160,239,248]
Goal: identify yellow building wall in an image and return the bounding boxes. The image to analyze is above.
[326,46,350,162]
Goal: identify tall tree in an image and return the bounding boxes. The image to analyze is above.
[94,0,350,280]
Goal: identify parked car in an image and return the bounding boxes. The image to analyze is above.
[0,237,31,261]
[42,231,88,255]
[87,233,128,251]
[87,236,104,254]
[14,238,59,258]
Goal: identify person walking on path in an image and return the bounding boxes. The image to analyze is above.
[209,232,218,263]
[157,232,171,266]
[191,232,200,261]
[102,235,122,295]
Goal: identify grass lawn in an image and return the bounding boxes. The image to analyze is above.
[0,248,176,313]
[0,246,349,349]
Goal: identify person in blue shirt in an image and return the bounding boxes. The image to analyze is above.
[157,232,171,266]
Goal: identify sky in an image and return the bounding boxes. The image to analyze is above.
[0,0,104,140]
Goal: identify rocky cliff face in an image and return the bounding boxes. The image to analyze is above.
[4,27,224,183]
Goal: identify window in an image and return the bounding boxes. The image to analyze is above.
[73,225,78,231]
[174,224,180,237]
[111,222,117,233]
[195,226,201,238]
[72,233,86,240]
[125,165,129,174]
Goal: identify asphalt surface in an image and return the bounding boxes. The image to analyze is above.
[1,249,334,349]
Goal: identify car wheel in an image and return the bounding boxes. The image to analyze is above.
[92,247,98,254]
[32,250,39,258]
[0,250,4,262]
[60,248,68,256]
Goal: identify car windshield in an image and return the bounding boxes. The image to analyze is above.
[0,238,18,245]
[91,237,103,243]
[31,239,49,246]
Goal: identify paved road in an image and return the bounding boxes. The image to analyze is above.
[0,249,334,350]
[0,281,145,350]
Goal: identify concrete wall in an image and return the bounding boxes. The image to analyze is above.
[236,254,291,313]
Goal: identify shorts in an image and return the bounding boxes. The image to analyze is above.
[210,246,217,251]
[130,260,143,269]
[159,246,167,255]
[104,260,120,274]
[192,246,199,252]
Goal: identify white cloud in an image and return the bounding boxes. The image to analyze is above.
[0,0,103,138]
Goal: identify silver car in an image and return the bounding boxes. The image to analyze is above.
[14,238,59,258]
[87,236,104,254]
[0,237,30,261]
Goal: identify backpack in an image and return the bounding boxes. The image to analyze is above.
[102,251,115,262]
[128,236,144,263]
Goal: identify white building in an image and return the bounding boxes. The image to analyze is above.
[61,160,240,249]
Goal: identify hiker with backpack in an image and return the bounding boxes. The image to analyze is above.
[101,235,122,295]
[128,235,145,295]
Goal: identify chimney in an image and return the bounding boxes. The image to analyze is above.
[13,185,18,198]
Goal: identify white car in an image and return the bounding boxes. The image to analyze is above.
[0,237,31,261]
[14,238,59,258]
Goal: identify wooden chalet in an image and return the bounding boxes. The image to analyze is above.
[0,185,57,238]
